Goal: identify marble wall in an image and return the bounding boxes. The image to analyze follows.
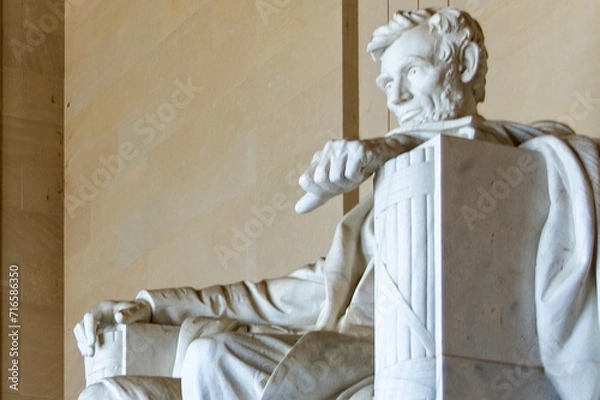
[56,0,600,398]
[1,0,64,399]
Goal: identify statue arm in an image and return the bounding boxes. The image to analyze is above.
[74,263,325,357]
[136,260,327,329]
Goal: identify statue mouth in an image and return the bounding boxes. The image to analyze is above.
[397,108,424,124]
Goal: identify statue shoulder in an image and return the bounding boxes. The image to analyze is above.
[527,120,576,137]
[481,119,576,145]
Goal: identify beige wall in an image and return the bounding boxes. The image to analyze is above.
[58,0,600,398]
[1,0,64,399]
[64,1,345,398]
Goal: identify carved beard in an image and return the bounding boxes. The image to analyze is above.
[426,66,464,122]
[401,65,465,125]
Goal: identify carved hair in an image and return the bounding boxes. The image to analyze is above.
[367,8,488,104]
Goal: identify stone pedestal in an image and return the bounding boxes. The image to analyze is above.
[373,135,559,399]
[84,323,180,386]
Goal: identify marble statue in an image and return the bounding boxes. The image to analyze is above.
[75,7,600,399]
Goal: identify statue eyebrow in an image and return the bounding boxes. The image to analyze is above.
[398,55,432,69]
[375,74,391,89]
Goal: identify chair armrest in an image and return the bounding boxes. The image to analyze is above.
[84,323,180,386]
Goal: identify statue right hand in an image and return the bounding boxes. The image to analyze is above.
[295,135,423,213]
[73,299,152,357]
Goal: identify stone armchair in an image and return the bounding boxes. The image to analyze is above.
[84,136,562,399]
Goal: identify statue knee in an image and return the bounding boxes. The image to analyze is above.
[181,334,227,379]
[180,333,237,396]
[79,376,182,399]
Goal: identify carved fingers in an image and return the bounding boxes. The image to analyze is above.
[114,300,152,324]
[73,299,152,357]
[295,140,358,214]
[295,135,422,214]
[73,312,96,357]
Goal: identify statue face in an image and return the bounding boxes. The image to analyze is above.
[377,25,464,126]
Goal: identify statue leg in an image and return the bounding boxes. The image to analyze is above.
[78,376,181,400]
[181,331,301,399]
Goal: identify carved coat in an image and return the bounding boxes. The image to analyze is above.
[137,193,377,399]
[133,117,600,399]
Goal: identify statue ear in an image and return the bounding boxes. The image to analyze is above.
[460,42,479,84]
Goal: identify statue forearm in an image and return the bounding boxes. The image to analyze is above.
[136,262,327,329]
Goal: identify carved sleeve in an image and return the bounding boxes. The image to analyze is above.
[136,261,327,329]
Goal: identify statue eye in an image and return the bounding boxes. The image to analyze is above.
[408,66,419,77]
[376,76,393,91]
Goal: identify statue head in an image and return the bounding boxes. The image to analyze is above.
[367,8,488,127]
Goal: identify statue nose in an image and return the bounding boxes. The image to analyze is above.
[398,91,413,104]
[389,82,413,104]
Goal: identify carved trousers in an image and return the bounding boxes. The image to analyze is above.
[181,332,300,399]
[78,332,300,400]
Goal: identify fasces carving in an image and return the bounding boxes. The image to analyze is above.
[76,7,600,400]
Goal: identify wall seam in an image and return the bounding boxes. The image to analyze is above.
[342,0,360,214]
